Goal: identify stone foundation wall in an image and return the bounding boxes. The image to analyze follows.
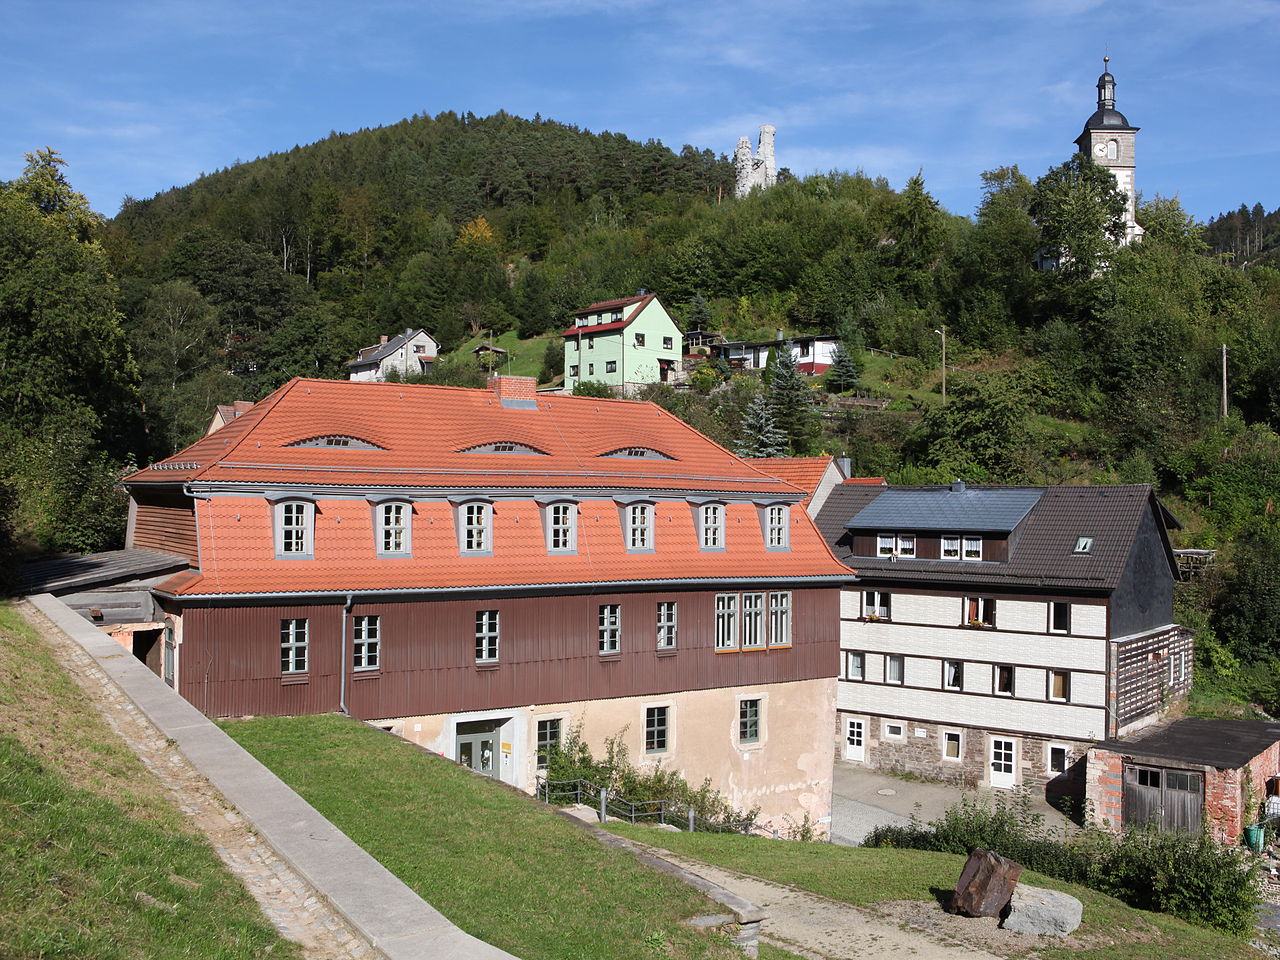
[836,710,1089,796]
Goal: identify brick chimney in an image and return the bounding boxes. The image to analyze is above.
[488,375,538,409]
[380,335,388,344]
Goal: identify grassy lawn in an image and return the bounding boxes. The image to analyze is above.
[221,714,752,960]
[607,826,1265,960]
[0,605,300,960]
[457,328,558,382]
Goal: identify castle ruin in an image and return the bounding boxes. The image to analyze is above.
[733,125,776,198]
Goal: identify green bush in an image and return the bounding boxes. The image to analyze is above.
[864,789,1260,935]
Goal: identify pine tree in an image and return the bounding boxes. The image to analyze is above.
[687,293,712,330]
[825,346,861,394]
[765,342,820,456]
[735,393,789,458]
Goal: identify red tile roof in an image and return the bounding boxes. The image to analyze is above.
[128,376,854,596]
[842,477,888,485]
[127,377,804,495]
[562,293,654,337]
[746,457,834,502]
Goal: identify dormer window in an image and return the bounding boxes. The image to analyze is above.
[626,503,653,551]
[698,503,724,550]
[877,534,914,558]
[942,536,960,559]
[963,537,982,561]
[600,447,674,460]
[545,502,577,553]
[1074,536,1094,554]
[376,501,412,556]
[287,435,384,450]
[450,499,493,556]
[765,504,789,550]
[460,441,548,456]
[273,500,314,558]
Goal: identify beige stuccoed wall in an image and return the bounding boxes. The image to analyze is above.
[386,676,835,835]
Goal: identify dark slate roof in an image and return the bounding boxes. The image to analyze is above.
[1081,107,1137,131]
[814,483,1176,591]
[1096,718,1280,770]
[846,486,1042,533]
[348,329,432,367]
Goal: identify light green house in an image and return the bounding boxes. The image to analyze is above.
[561,293,683,393]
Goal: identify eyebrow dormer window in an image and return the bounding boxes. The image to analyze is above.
[460,441,548,456]
[600,447,674,460]
[287,435,384,450]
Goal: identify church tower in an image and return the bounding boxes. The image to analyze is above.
[1074,58,1143,244]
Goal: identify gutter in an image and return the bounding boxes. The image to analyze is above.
[339,593,353,716]
[152,573,857,602]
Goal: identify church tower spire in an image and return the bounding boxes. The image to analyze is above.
[1075,57,1143,245]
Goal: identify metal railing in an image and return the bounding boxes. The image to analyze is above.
[537,776,762,835]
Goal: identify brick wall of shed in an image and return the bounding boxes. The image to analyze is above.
[1204,767,1244,842]
[1086,747,1124,832]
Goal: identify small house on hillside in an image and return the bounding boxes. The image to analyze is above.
[348,328,438,381]
[1088,718,1280,842]
[562,294,683,393]
[714,335,841,375]
[205,400,255,435]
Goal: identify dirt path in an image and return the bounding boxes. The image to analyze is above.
[17,601,375,960]
[655,849,1001,960]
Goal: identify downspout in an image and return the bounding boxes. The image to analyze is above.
[339,593,354,716]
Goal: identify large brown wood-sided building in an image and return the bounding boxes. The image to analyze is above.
[124,375,853,829]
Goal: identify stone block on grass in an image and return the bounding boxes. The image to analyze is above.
[951,847,1023,918]
[1001,883,1082,936]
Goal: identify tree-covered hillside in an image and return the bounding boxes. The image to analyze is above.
[4,109,1280,716]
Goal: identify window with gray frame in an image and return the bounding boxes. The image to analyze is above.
[280,619,308,673]
[462,502,490,553]
[352,615,380,670]
[656,601,677,648]
[768,591,792,646]
[475,610,499,662]
[645,706,668,752]
[766,504,788,548]
[700,503,724,549]
[738,699,760,743]
[741,593,765,648]
[548,502,575,552]
[627,503,652,550]
[714,594,738,650]
[536,718,561,769]
[279,501,313,556]
[378,502,409,555]
[598,604,621,654]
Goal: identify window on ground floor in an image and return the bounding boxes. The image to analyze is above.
[943,730,962,760]
[537,718,562,769]
[645,706,669,753]
[738,699,760,744]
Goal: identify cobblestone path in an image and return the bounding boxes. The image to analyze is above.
[18,601,376,960]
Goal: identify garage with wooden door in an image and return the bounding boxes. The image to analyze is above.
[1087,717,1280,843]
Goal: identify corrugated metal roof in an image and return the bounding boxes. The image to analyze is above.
[846,486,1044,532]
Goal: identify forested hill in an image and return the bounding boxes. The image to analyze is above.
[111,110,733,277]
[1204,202,1280,268]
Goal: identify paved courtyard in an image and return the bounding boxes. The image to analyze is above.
[830,761,1075,846]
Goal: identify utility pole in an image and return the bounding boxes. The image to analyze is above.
[934,326,947,406]
[1221,344,1228,419]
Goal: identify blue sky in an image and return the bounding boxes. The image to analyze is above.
[3,0,1277,223]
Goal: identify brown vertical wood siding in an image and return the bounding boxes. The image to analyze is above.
[131,491,199,563]
[178,587,840,719]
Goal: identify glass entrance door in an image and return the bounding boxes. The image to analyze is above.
[455,719,504,778]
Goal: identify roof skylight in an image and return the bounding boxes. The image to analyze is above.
[1074,536,1094,554]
